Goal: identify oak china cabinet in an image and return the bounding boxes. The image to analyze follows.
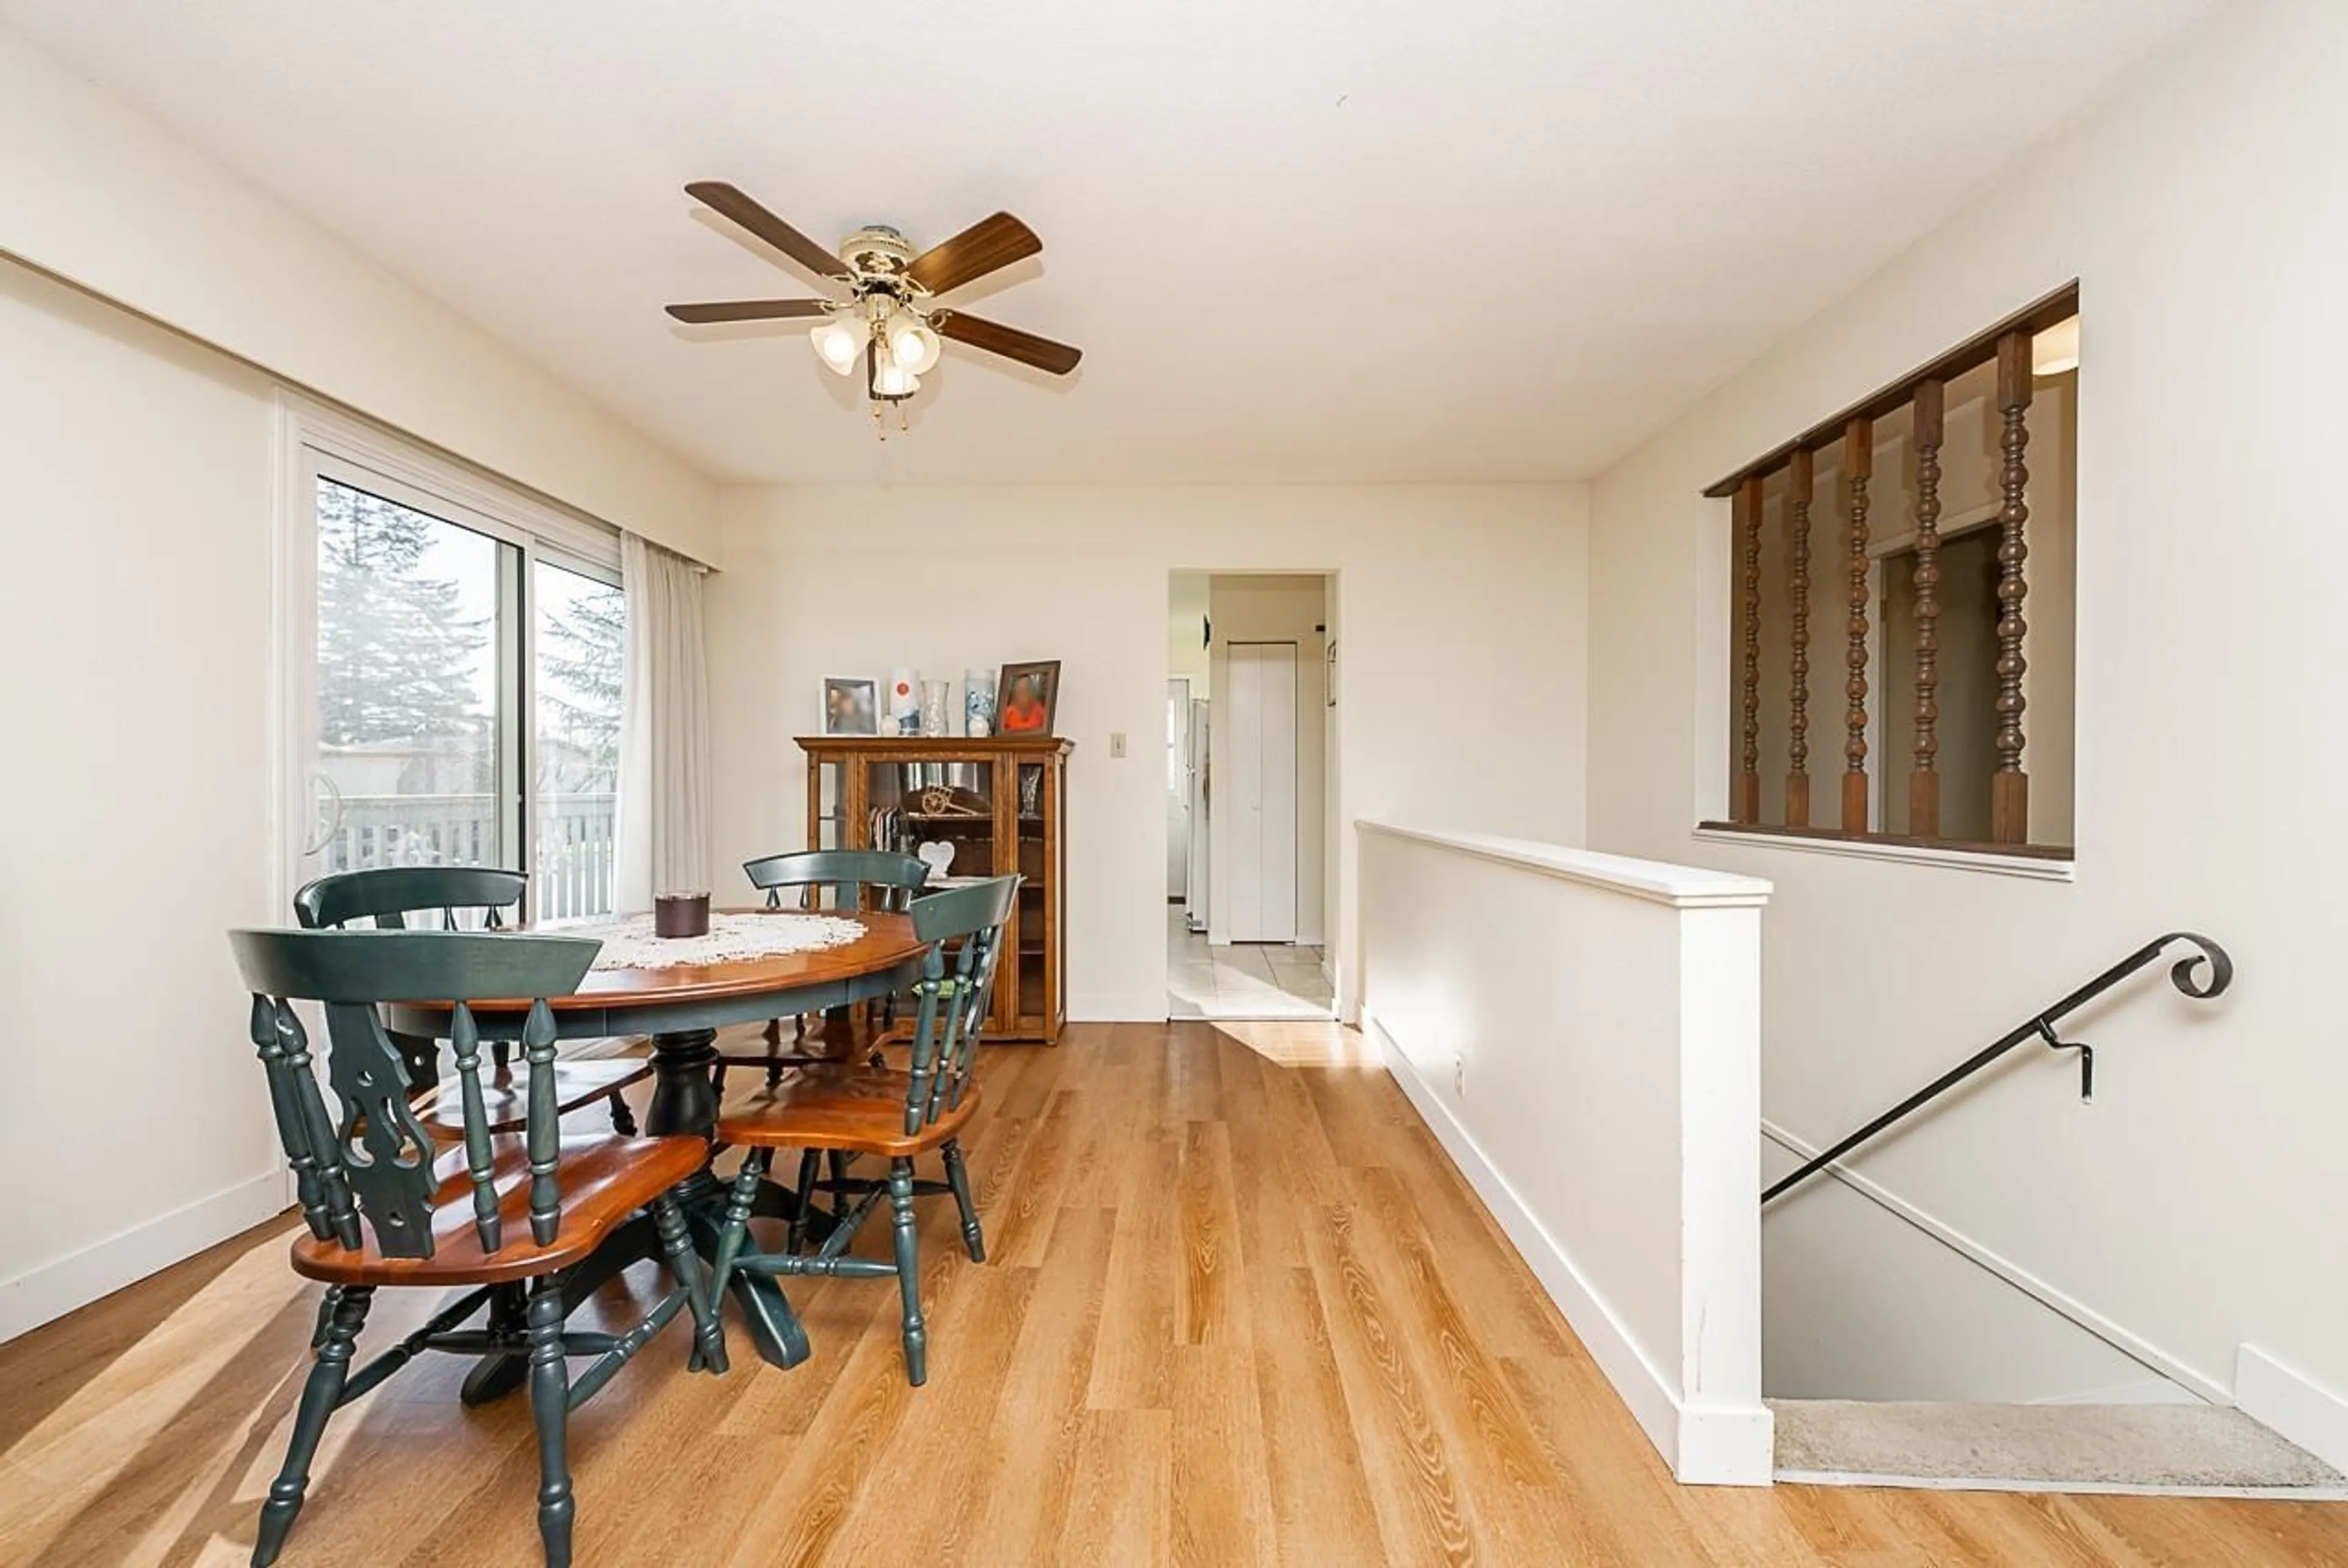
[797,735,1071,1043]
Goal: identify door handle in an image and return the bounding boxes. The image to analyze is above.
[300,773,345,858]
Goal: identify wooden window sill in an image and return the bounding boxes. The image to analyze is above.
[1692,822,2075,882]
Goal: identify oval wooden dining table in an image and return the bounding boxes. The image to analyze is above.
[385,909,929,1395]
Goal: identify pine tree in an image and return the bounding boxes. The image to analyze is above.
[315,480,490,782]
[537,583,626,793]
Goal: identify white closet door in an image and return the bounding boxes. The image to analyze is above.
[1257,644,1299,941]
[1225,641,1298,943]
[1227,645,1265,940]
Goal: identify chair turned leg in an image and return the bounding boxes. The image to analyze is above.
[887,1158,927,1386]
[765,1018,793,1089]
[254,1284,372,1567]
[942,1138,986,1263]
[653,1193,728,1375]
[526,1276,575,1568]
[307,1287,335,1351]
[785,1148,823,1256]
[708,1149,772,1309]
[606,1091,638,1136]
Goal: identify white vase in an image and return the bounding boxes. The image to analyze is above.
[964,668,997,737]
[888,669,921,734]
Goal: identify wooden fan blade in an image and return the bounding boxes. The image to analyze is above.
[907,212,1042,296]
[935,312,1082,375]
[684,181,849,281]
[665,298,833,323]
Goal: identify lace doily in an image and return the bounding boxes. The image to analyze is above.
[548,911,868,971]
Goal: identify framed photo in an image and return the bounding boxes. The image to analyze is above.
[996,660,1061,737]
[821,675,879,736]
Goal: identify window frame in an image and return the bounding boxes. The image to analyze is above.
[272,394,626,916]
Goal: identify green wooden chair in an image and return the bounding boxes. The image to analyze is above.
[229,926,728,1568]
[722,849,930,1089]
[294,866,652,1136]
[705,874,1016,1387]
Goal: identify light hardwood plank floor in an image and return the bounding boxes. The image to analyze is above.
[2,1020,2344,1566]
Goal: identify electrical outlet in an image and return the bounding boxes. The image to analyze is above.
[1453,1052,1466,1098]
[1109,732,1127,758]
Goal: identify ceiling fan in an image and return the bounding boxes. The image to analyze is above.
[665,182,1082,432]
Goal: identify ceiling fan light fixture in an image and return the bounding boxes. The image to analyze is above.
[811,314,868,374]
[673,183,1082,429]
[886,311,943,374]
[872,356,918,400]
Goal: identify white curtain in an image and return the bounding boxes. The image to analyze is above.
[615,532,711,911]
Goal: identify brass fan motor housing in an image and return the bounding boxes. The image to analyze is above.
[839,225,916,286]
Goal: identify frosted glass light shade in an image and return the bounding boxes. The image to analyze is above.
[811,314,868,374]
[887,312,942,374]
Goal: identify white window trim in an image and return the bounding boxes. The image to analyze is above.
[270,392,626,908]
[278,394,621,570]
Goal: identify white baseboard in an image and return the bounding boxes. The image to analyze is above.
[1368,1010,1772,1485]
[2237,1345,2348,1476]
[1069,992,1170,1023]
[1760,1119,2227,1404]
[0,1170,290,1344]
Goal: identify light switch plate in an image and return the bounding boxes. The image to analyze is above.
[1109,732,1128,758]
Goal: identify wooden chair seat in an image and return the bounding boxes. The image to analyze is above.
[717,1066,981,1157]
[290,1131,705,1287]
[708,875,1017,1388]
[415,1056,652,1139]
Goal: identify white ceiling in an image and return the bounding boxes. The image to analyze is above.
[1,0,2209,486]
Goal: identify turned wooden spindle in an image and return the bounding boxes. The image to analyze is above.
[1841,415,1873,832]
[1734,475,1763,823]
[1784,448,1814,828]
[1991,332,2032,843]
[1908,379,1945,838]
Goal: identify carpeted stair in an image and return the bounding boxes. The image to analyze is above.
[1771,1399,2347,1496]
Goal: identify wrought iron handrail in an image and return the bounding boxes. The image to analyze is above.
[1762,932,2232,1205]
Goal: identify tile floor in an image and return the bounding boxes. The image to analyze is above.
[1167,905,1335,1019]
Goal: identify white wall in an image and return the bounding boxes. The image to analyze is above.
[0,263,287,1334]
[0,24,718,562]
[1584,0,2348,1456]
[706,484,1587,1020]
[1206,574,1328,946]
[1358,824,1773,1483]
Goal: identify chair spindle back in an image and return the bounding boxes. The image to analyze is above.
[293,866,528,932]
[229,929,597,1261]
[901,875,1019,1136]
[743,850,927,914]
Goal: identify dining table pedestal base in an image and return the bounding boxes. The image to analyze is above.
[459,1025,815,1403]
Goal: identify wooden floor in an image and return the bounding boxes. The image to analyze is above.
[4,1021,2345,1566]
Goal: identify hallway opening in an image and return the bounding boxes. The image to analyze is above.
[1166,570,1337,1020]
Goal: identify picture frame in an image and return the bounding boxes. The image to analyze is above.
[995,660,1061,737]
[820,675,879,736]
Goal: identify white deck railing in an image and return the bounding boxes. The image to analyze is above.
[323,792,617,921]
